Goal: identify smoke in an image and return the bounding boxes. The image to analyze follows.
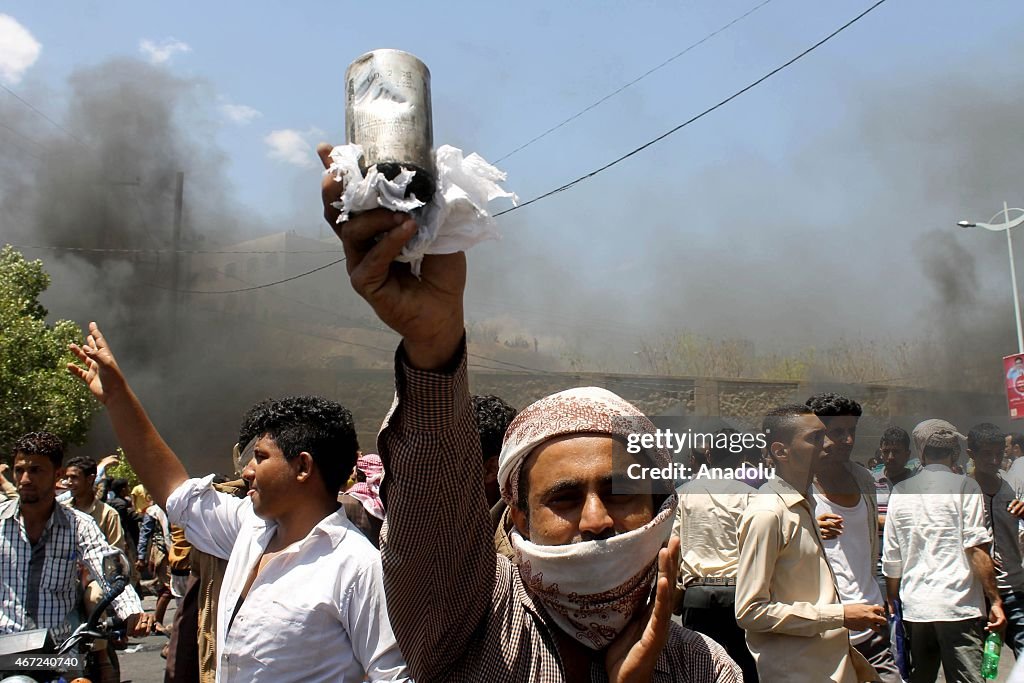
[0,57,386,469]
[3,42,1023,468]
[462,53,1024,404]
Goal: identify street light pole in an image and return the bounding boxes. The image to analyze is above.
[958,202,1024,354]
[1002,201,1024,355]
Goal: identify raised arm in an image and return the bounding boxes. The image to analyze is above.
[67,322,189,510]
[319,145,491,680]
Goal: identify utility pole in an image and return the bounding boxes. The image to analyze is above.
[170,171,184,328]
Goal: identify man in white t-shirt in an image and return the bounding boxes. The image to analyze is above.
[68,323,409,683]
[883,419,1005,683]
[807,392,900,683]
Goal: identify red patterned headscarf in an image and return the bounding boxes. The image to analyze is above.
[347,453,385,521]
[495,387,676,649]
[497,386,667,507]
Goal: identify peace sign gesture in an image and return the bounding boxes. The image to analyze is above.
[67,321,127,405]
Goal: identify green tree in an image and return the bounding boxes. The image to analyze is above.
[105,448,141,489]
[0,245,98,457]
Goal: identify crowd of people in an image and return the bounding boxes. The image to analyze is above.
[1,156,1023,682]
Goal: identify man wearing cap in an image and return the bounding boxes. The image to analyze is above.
[319,164,741,681]
[882,419,1005,682]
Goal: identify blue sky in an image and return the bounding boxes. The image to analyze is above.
[4,1,1015,220]
[3,1,1024,356]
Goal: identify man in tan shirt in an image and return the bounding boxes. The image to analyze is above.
[735,403,883,682]
[63,455,127,553]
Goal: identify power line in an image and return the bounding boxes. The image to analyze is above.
[6,1,887,298]
[146,256,346,294]
[493,0,775,164]
[0,82,89,149]
[493,0,889,219]
[0,126,43,161]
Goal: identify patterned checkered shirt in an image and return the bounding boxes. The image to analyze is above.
[377,342,743,682]
[0,498,143,641]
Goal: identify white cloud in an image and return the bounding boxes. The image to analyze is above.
[139,37,191,65]
[220,103,262,125]
[265,129,317,168]
[0,15,41,85]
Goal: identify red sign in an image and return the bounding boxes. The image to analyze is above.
[1005,354,1024,419]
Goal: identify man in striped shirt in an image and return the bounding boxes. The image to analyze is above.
[0,431,151,642]
[320,161,741,682]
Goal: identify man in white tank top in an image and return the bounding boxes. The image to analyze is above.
[807,392,900,683]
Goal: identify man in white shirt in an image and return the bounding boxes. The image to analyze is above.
[68,323,408,683]
[674,427,759,681]
[807,392,901,683]
[882,418,1005,683]
[1003,432,1024,493]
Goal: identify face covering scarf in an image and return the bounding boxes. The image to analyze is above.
[497,386,676,649]
[509,496,675,649]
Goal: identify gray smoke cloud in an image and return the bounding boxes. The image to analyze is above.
[2,47,1023,470]
[462,58,1024,409]
[0,58,383,470]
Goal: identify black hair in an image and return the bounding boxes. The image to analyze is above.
[879,425,911,451]
[12,432,64,469]
[472,395,518,462]
[805,392,863,418]
[1011,433,1024,451]
[111,478,130,496]
[64,455,98,478]
[967,423,1005,453]
[763,404,816,452]
[237,395,359,498]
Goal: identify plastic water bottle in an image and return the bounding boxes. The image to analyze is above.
[981,631,1001,679]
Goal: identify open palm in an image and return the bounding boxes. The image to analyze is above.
[67,322,125,405]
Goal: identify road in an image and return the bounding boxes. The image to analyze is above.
[116,596,175,683]
[118,599,1017,682]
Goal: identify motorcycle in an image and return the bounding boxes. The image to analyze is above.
[0,549,131,683]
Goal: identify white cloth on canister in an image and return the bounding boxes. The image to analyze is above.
[326,144,517,275]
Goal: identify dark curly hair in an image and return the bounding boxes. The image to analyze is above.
[64,455,98,478]
[237,396,359,497]
[967,422,1005,452]
[12,431,65,468]
[805,392,863,418]
[472,395,518,461]
[879,425,910,451]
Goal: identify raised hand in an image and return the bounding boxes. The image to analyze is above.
[66,322,127,404]
[318,143,466,370]
[605,535,680,682]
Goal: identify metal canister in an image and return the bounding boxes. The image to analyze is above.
[345,49,435,203]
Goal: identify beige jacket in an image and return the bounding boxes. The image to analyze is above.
[736,476,877,683]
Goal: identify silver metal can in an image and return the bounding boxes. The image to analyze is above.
[345,49,435,203]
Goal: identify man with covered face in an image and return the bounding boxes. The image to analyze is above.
[319,150,740,682]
